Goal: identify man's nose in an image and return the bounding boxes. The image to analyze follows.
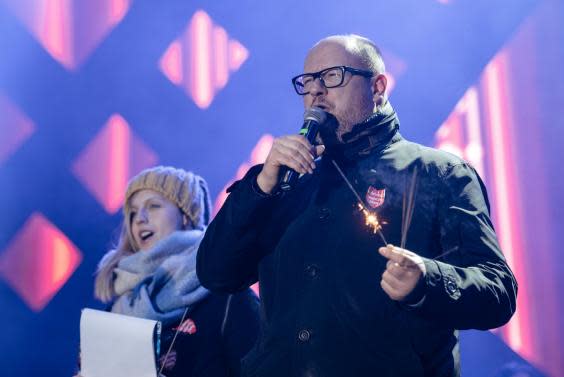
[309,77,327,96]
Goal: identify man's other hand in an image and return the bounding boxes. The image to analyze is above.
[378,244,426,301]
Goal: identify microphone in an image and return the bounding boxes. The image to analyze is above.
[279,107,327,191]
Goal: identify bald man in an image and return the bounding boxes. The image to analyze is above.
[197,34,517,377]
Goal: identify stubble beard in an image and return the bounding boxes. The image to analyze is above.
[334,101,375,142]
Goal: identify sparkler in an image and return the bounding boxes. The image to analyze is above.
[331,160,388,245]
[400,166,460,263]
[401,166,418,249]
[332,159,459,264]
[159,306,189,375]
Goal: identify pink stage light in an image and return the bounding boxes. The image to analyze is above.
[71,114,158,214]
[0,0,131,70]
[228,39,249,72]
[43,0,73,68]
[159,9,249,109]
[214,26,229,90]
[0,93,36,165]
[191,10,213,109]
[107,114,131,213]
[160,41,183,85]
[435,87,485,177]
[0,213,82,311]
[109,0,129,25]
[213,134,274,224]
[482,52,532,359]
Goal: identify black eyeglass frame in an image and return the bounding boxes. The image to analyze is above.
[291,65,374,95]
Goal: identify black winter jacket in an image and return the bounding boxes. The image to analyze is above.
[197,113,517,377]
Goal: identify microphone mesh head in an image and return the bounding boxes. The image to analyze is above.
[304,107,327,124]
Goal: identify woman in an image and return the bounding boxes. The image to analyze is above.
[83,166,259,377]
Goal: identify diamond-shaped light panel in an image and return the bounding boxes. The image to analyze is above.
[71,114,158,214]
[0,92,36,165]
[0,213,82,311]
[159,9,249,109]
[214,134,273,214]
[0,0,131,70]
[435,86,485,177]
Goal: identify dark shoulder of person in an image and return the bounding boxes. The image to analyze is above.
[165,289,259,377]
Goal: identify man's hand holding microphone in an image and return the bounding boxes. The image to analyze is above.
[256,107,328,194]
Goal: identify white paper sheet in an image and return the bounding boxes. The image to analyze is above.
[80,308,161,377]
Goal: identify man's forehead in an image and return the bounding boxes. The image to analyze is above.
[303,41,360,72]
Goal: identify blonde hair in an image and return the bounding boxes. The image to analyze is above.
[94,225,136,303]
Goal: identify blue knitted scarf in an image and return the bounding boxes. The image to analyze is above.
[111,230,209,326]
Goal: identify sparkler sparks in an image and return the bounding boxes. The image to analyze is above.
[357,203,388,245]
[358,203,381,231]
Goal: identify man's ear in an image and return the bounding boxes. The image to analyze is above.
[371,74,387,107]
[372,73,387,97]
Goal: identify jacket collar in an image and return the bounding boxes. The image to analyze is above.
[324,101,401,162]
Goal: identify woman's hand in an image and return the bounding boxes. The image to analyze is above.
[159,349,177,371]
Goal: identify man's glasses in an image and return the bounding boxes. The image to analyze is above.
[291,65,374,95]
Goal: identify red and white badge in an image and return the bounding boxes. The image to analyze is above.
[366,186,386,208]
[174,318,197,335]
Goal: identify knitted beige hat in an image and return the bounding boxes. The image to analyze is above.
[123,166,212,230]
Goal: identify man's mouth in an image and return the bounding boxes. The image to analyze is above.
[311,98,332,110]
[314,103,330,111]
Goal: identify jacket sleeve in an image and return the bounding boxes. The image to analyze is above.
[414,162,518,330]
[197,165,278,293]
